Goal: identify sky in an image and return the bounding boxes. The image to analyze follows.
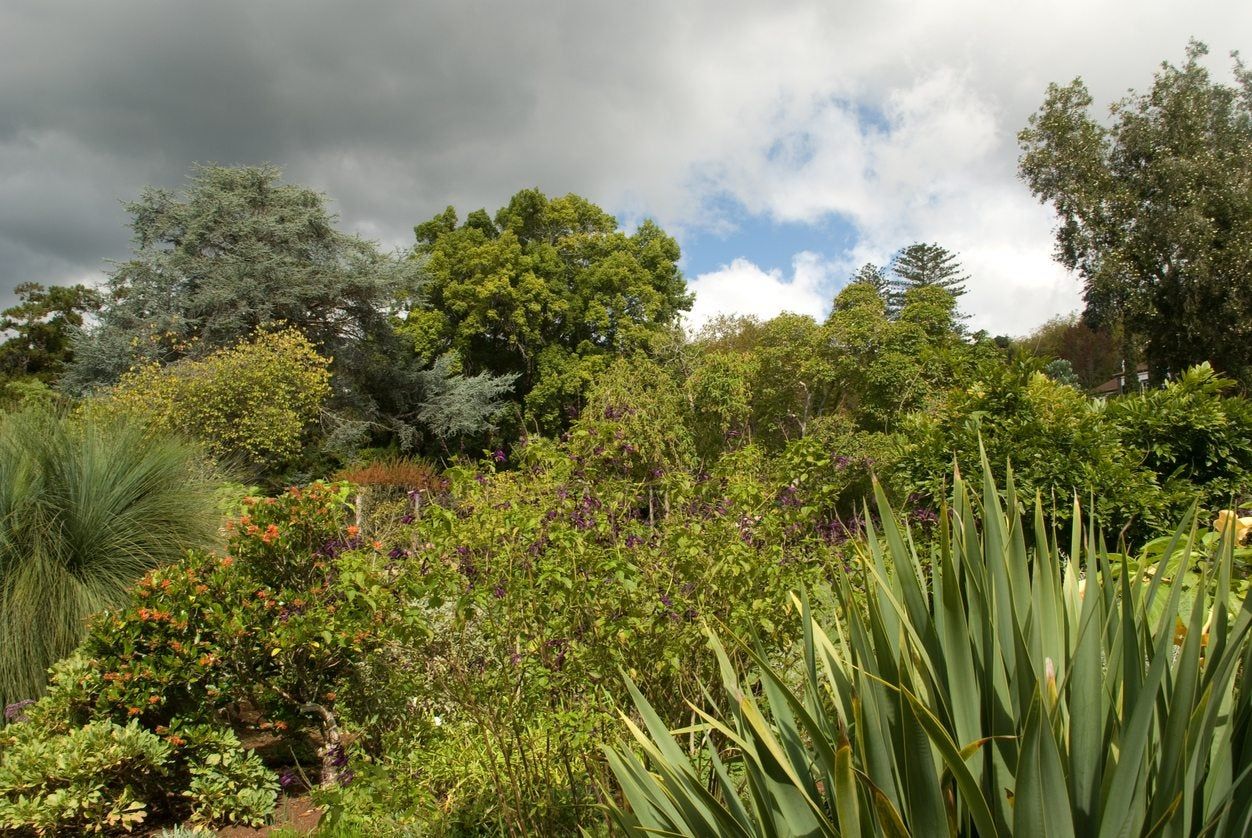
[1,1,1248,337]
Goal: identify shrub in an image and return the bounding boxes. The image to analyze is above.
[99,328,331,472]
[0,408,219,711]
[894,360,1170,539]
[608,463,1252,835]
[0,715,275,834]
[1108,362,1252,513]
[0,481,401,833]
[330,426,852,834]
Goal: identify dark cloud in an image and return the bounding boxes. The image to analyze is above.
[0,0,1247,332]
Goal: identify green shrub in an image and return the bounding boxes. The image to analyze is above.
[894,360,1170,539]
[608,463,1252,836]
[0,408,219,711]
[0,480,402,833]
[1108,362,1252,513]
[330,420,852,834]
[0,716,275,834]
[98,328,331,472]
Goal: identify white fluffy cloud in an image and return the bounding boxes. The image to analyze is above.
[685,252,832,330]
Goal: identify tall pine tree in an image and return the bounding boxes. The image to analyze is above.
[888,243,969,314]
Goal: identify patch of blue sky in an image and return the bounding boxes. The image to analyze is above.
[672,192,859,282]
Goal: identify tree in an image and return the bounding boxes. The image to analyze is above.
[64,165,510,455]
[0,283,102,383]
[1020,313,1120,389]
[67,165,416,388]
[1019,41,1252,384]
[888,243,969,314]
[848,262,892,305]
[407,189,690,432]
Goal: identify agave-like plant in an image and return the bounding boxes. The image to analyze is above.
[0,408,220,712]
[606,459,1252,836]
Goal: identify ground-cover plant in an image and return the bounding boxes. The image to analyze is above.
[608,462,1252,836]
[0,407,219,712]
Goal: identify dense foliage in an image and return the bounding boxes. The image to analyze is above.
[97,328,332,471]
[408,189,691,435]
[1020,40,1252,384]
[610,466,1252,836]
[2,37,1250,837]
[0,409,218,712]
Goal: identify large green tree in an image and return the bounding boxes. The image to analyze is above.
[1019,41,1252,384]
[406,189,690,433]
[65,165,511,454]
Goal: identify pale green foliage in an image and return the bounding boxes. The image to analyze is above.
[0,719,168,834]
[608,463,1252,836]
[98,328,331,470]
[414,353,517,441]
[0,716,276,834]
[0,409,218,710]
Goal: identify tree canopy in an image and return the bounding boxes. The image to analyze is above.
[405,189,690,433]
[0,283,102,384]
[1019,40,1252,384]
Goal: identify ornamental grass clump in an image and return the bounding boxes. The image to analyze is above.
[607,457,1252,836]
[0,408,219,712]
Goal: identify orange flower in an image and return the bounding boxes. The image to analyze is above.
[274,720,289,731]
[346,525,360,538]
[195,584,208,595]
[127,707,141,717]
[220,557,235,568]
[261,524,281,544]
[148,695,160,704]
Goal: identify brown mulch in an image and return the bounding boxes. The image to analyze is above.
[215,793,324,837]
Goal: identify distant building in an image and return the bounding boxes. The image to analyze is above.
[1093,364,1150,397]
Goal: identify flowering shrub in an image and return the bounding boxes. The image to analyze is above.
[333,429,851,833]
[0,480,405,833]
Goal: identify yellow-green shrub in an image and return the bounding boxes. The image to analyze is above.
[100,329,330,469]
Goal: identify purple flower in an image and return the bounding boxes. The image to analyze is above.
[4,699,34,723]
[400,514,415,525]
[328,744,349,768]
[279,769,303,790]
[493,584,506,599]
[492,449,506,463]
[659,593,673,608]
[388,547,410,560]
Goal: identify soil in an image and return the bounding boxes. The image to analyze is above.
[215,793,323,837]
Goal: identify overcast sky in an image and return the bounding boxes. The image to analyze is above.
[2,1,1248,336]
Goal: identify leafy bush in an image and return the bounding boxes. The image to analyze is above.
[98,328,331,471]
[608,464,1252,835]
[0,408,219,711]
[0,715,275,834]
[894,359,1170,539]
[1108,363,1252,513]
[330,416,852,833]
[0,481,402,833]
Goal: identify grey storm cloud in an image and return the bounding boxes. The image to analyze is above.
[1,0,1248,333]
